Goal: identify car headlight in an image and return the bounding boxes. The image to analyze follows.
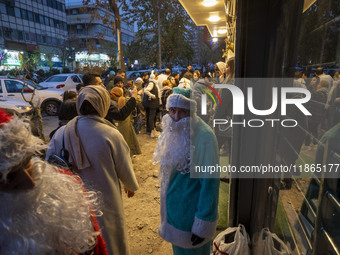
[16,105,32,111]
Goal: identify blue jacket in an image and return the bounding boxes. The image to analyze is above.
[159,117,220,249]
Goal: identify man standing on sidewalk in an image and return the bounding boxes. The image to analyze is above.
[154,87,220,255]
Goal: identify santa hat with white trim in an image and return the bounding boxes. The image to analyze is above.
[166,87,197,112]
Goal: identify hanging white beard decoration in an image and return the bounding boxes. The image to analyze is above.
[154,114,197,183]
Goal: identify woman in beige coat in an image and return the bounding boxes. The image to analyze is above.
[46,85,139,255]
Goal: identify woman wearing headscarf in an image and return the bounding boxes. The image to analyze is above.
[46,85,139,255]
[110,87,141,156]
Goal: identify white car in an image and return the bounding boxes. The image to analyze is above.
[0,97,33,116]
[0,78,64,116]
[39,73,83,90]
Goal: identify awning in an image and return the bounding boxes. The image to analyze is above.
[178,0,231,38]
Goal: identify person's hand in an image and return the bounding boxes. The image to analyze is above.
[124,188,135,198]
[151,95,156,99]
[129,85,137,99]
[191,234,204,246]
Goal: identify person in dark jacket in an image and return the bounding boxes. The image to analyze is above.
[82,73,137,123]
[143,71,161,137]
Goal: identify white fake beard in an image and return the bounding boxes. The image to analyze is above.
[154,114,198,182]
[0,158,101,255]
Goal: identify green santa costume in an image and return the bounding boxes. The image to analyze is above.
[154,88,220,255]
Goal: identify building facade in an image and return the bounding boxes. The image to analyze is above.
[0,0,135,70]
[66,0,135,67]
[0,0,67,70]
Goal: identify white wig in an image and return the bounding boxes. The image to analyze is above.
[0,157,101,254]
[0,114,46,182]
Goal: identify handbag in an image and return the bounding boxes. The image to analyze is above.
[48,132,73,170]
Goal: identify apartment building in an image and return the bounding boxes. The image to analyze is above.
[0,0,67,69]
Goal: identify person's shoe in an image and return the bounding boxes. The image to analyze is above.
[151,130,160,138]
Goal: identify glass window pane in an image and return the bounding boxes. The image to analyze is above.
[5,80,23,93]
[14,7,21,18]
[0,3,6,14]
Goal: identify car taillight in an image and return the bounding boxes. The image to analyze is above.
[56,84,65,89]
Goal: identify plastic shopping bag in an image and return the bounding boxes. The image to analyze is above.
[252,228,291,255]
[211,224,251,255]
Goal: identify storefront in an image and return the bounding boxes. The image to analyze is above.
[180,0,340,254]
[75,51,110,67]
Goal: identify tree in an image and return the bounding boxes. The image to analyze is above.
[0,49,7,67]
[102,41,118,68]
[58,37,83,69]
[22,50,41,71]
[125,0,195,67]
[83,0,126,71]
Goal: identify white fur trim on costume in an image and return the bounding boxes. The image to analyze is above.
[158,216,211,249]
[166,94,197,112]
[191,216,218,238]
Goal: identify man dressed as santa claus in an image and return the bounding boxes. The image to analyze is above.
[0,109,106,255]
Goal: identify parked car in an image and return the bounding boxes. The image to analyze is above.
[39,73,83,90]
[0,97,33,116]
[0,78,64,116]
[126,71,143,80]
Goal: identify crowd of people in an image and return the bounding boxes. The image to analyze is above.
[0,61,233,255]
[279,67,340,189]
[1,59,339,254]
